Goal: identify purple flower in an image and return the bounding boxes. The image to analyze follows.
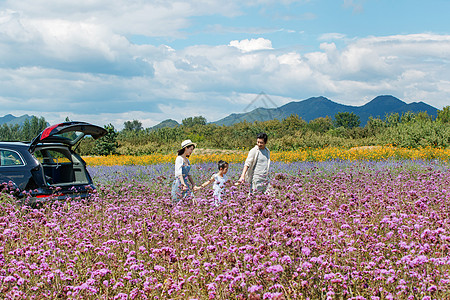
[248,285,263,293]
[301,247,311,256]
[280,255,292,264]
[266,264,284,274]
[3,276,16,283]
[114,293,128,300]
[427,285,437,292]
[263,292,283,299]
[92,268,111,277]
[154,265,166,272]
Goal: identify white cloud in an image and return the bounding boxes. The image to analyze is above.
[1,0,242,38]
[319,33,347,41]
[3,32,450,127]
[229,38,273,52]
[1,0,450,128]
[343,0,364,14]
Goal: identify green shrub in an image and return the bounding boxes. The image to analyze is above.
[95,111,450,155]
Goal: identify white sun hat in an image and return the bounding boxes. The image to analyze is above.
[180,139,196,150]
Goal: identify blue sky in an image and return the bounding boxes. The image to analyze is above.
[1,0,449,128]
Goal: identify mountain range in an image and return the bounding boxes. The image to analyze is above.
[1,95,440,128]
[213,95,438,126]
[0,114,35,126]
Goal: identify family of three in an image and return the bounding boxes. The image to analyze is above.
[171,133,271,205]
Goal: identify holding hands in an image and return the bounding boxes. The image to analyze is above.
[235,175,245,186]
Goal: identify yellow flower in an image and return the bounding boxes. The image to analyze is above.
[83,146,450,166]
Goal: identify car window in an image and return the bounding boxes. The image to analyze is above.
[34,149,72,164]
[0,149,25,166]
[51,131,84,143]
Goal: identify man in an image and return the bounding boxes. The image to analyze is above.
[238,133,271,193]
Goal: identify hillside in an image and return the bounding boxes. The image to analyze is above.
[150,119,179,130]
[0,114,34,126]
[213,95,439,126]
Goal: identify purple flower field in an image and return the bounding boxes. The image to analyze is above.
[1,160,450,299]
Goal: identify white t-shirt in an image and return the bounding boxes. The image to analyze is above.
[213,173,227,197]
[174,156,189,177]
[253,148,270,180]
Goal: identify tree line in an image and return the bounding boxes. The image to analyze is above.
[0,116,48,142]
[1,108,449,156]
[81,107,450,155]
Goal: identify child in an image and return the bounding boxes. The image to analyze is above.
[194,160,228,206]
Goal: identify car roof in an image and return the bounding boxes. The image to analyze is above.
[0,141,30,149]
[0,141,71,152]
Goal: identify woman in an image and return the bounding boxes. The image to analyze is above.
[171,139,196,202]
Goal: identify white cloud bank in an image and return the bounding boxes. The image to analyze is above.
[229,38,273,52]
[0,1,449,128]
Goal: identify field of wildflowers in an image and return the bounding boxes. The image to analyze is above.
[1,157,450,299]
[83,146,450,166]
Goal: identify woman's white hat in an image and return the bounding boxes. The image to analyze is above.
[180,139,196,149]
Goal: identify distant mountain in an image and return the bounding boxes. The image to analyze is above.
[213,95,439,126]
[356,95,438,124]
[0,114,34,126]
[150,119,179,130]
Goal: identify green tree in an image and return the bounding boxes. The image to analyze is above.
[21,119,31,141]
[400,111,416,123]
[281,114,307,135]
[415,111,433,122]
[385,112,400,127]
[365,117,386,136]
[0,124,20,141]
[94,124,118,155]
[381,120,449,148]
[19,116,47,141]
[123,120,143,132]
[437,106,450,123]
[308,116,333,133]
[182,116,207,127]
[333,112,361,129]
[31,116,47,137]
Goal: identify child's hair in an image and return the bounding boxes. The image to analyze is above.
[218,160,228,170]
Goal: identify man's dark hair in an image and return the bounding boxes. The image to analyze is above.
[257,132,268,143]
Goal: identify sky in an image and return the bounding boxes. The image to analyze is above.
[1,0,450,129]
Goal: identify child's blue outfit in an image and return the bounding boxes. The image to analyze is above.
[212,173,227,206]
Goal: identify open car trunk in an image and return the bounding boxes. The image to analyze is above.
[29,121,107,153]
[33,146,91,187]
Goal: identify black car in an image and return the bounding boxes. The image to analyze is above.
[0,121,107,203]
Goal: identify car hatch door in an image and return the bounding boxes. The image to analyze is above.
[29,122,107,153]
